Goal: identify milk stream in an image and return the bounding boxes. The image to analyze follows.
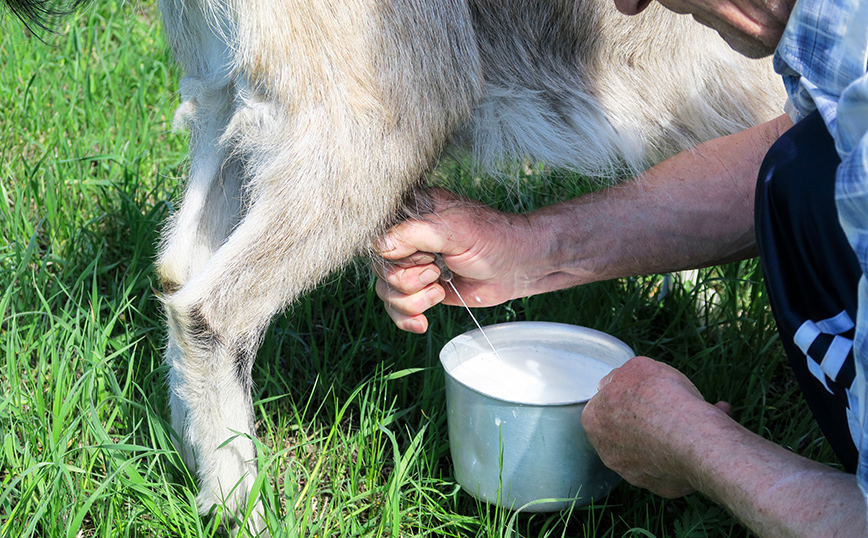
[446,279,504,363]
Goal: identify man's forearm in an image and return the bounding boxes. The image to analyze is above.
[686,404,866,537]
[524,113,794,294]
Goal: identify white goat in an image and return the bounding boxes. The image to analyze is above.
[5,0,784,534]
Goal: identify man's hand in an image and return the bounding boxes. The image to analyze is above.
[374,188,542,333]
[582,356,732,498]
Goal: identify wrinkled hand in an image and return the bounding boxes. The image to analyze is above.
[581,356,732,498]
[374,188,538,333]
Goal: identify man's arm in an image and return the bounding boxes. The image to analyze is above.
[376,114,793,332]
[582,356,867,538]
[528,113,793,287]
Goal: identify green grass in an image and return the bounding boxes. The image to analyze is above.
[0,3,842,537]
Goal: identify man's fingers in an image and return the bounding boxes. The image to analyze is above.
[387,252,437,269]
[374,260,442,295]
[376,277,445,321]
[379,219,456,260]
[376,279,432,334]
[383,304,429,334]
[597,368,617,391]
[714,401,733,416]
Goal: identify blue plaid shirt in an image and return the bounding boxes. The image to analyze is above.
[774,0,868,516]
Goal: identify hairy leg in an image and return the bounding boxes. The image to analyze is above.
[156,1,483,534]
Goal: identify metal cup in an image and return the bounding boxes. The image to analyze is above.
[440,321,634,512]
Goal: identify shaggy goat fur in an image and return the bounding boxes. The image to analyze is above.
[6,0,785,534]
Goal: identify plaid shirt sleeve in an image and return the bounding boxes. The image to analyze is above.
[773,0,868,522]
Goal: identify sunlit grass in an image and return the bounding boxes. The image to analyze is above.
[0,3,840,537]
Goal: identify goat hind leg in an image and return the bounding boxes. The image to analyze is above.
[162,1,485,532]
